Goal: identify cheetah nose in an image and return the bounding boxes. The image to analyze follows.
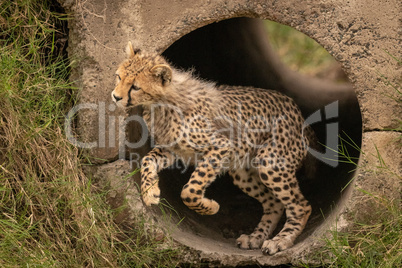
[113,94,123,102]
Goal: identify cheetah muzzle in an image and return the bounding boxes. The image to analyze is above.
[112,42,317,255]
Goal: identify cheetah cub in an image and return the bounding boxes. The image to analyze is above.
[112,42,317,255]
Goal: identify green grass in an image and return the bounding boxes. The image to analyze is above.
[0,1,179,267]
[323,192,401,268]
[302,133,401,267]
[264,20,338,76]
[321,114,401,267]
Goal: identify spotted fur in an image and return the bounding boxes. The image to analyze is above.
[112,42,317,255]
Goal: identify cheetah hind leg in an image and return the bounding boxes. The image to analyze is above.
[229,169,284,249]
[258,168,312,255]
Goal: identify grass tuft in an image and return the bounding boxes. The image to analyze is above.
[324,194,401,268]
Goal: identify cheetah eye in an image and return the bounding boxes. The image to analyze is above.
[130,85,140,91]
[115,74,121,82]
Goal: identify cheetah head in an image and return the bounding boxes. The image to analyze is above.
[111,42,172,108]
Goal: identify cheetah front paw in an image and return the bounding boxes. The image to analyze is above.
[261,236,293,255]
[197,198,220,215]
[236,234,264,249]
[142,184,160,206]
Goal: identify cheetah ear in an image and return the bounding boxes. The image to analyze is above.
[126,41,140,58]
[150,64,172,86]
